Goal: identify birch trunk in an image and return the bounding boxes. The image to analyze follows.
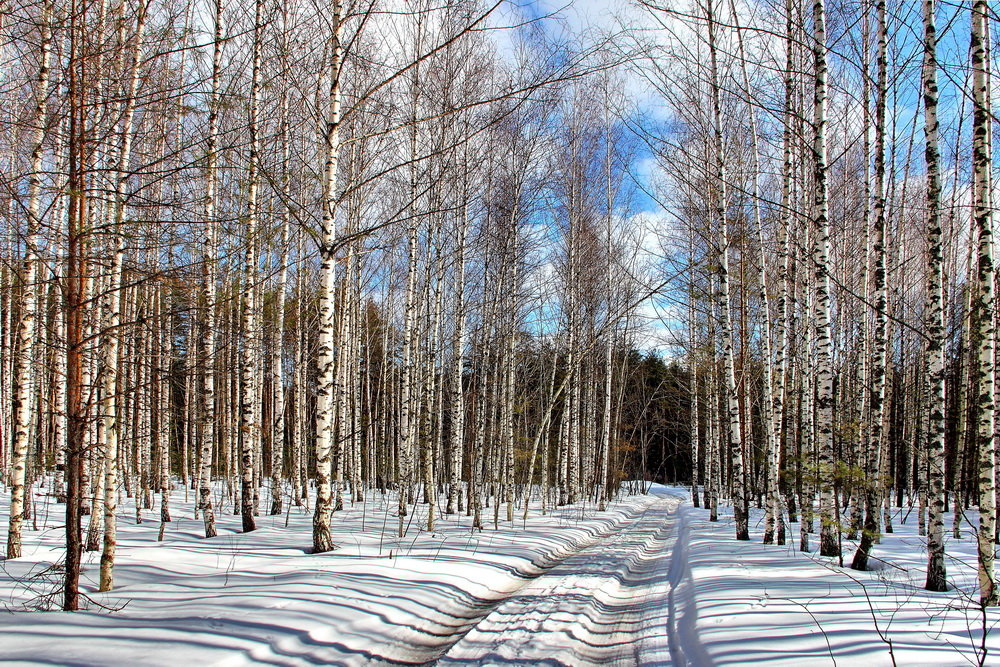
[270,21,292,515]
[197,0,223,540]
[771,0,795,545]
[707,0,747,540]
[98,242,123,591]
[689,284,700,508]
[921,0,947,593]
[6,0,52,560]
[158,287,172,530]
[708,275,720,522]
[955,239,976,539]
[238,0,265,534]
[312,0,344,553]
[852,0,889,572]
[446,198,469,515]
[971,0,997,607]
[811,0,839,559]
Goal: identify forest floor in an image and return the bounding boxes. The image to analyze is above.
[0,481,996,665]
[686,498,999,666]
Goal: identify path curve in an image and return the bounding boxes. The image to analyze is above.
[433,493,709,665]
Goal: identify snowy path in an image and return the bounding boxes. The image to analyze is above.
[437,494,690,665]
[0,484,697,665]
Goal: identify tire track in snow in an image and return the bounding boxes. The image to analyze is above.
[431,494,709,666]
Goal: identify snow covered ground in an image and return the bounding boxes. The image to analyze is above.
[0,481,695,665]
[0,481,998,665]
[687,498,1000,666]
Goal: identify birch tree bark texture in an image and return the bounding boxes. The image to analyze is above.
[312,0,345,555]
[970,0,997,608]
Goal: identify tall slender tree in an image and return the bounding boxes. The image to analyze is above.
[970,0,997,608]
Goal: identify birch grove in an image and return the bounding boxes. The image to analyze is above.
[641,0,1000,603]
[0,0,659,611]
[1,0,1000,613]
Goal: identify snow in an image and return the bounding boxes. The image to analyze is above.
[687,499,1000,666]
[1,482,998,665]
[0,482,686,665]
[438,494,681,664]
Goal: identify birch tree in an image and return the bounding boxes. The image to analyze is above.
[6,0,52,560]
[811,0,839,559]
[921,0,947,594]
[313,0,345,554]
[970,0,997,608]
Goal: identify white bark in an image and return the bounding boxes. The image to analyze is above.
[971,0,997,607]
[197,0,223,540]
[811,0,839,560]
[313,0,345,553]
[707,0,747,540]
[922,0,947,593]
[239,0,265,534]
[6,0,52,560]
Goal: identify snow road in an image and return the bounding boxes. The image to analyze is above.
[437,493,704,665]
